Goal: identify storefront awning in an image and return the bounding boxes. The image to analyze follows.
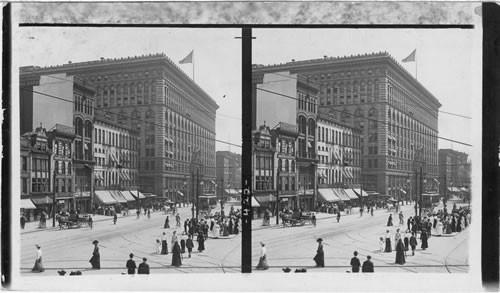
[254,194,276,204]
[422,193,440,197]
[109,190,127,203]
[343,189,359,200]
[251,196,260,207]
[31,196,53,205]
[318,188,341,202]
[143,193,158,198]
[21,198,37,209]
[353,188,369,197]
[119,190,137,202]
[130,190,146,199]
[225,188,240,195]
[95,190,118,204]
[364,191,381,197]
[279,193,298,198]
[333,188,351,201]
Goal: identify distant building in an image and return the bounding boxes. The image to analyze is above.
[253,52,441,197]
[438,149,471,195]
[215,151,241,200]
[20,53,218,205]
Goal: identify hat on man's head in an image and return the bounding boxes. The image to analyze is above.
[92,240,99,245]
[36,244,40,248]
[129,253,134,258]
[317,238,323,242]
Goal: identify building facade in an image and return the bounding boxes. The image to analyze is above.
[252,124,276,215]
[20,54,218,204]
[316,108,362,188]
[253,52,441,196]
[20,71,97,212]
[438,149,471,195]
[215,151,242,200]
[253,72,319,211]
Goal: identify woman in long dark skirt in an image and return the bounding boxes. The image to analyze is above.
[228,219,234,235]
[403,230,410,256]
[313,238,325,267]
[456,216,462,232]
[180,233,186,254]
[89,240,100,269]
[164,216,170,229]
[387,214,393,226]
[171,241,182,267]
[395,239,406,265]
[420,228,429,250]
[384,230,392,253]
[161,232,168,254]
[234,219,239,235]
[197,230,205,252]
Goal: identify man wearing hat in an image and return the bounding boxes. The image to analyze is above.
[126,253,136,274]
[313,238,324,267]
[350,251,361,273]
[90,240,100,269]
[362,255,374,273]
[138,258,150,274]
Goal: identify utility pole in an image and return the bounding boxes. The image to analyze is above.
[419,166,423,217]
[275,168,280,225]
[191,168,195,220]
[196,168,200,219]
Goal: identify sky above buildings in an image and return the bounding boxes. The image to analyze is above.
[253,27,482,158]
[14,27,242,153]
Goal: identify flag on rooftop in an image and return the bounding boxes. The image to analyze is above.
[179,50,193,64]
[402,49,416,63]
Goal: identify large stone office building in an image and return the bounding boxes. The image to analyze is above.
[253,52,441,197]
[20,54,218,203]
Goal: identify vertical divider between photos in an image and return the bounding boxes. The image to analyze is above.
[241,27,253,273]
[2,3,13,288]
[482,3,500,287]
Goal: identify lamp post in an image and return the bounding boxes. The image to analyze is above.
[275,168,280,225]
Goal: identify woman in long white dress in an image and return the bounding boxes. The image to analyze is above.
[256,242,269,270]
[213,222,220,238]
[436,219,443,236]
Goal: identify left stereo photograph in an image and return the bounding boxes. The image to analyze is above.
[13,27,243,280]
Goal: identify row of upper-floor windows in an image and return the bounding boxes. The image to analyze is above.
[311,69,382,82]
[74,118,93,138]
[317,125,361,148]
[74,94,94,115]
[95,127,138,150]
[298,92,317,113]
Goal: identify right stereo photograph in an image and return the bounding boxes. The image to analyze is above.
[250,28,480,274]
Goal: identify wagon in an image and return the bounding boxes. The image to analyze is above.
[281,212,314,227]
[58,215,90,229]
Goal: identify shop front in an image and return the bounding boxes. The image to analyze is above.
[317,188,341,214]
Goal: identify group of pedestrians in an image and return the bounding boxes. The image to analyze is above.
[350,251,374,273]
[126,253,150,274]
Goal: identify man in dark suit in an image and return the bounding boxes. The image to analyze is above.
[126,253,136,274]
[138,258,150,274]
[350,251,361,273]
[362,255,374,272]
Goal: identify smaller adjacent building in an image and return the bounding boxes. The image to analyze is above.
[93,112,141,214]
[20,125,54,221]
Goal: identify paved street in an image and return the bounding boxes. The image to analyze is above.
[21,205,241,276]
[251,200,469,273]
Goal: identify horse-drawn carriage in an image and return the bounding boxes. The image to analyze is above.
[281,211,315,227]
[58,214,90,229]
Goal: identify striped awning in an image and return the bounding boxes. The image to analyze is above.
[119,190,137,202]
[333,188,351,201]
[130,190,146,199]
[353,188,369,197]
[21,198,37,209]
[343,189,359,200]
[318,188,341,202]
[254,194,276,204]
[95,190,118,204]
[109,190,127,203]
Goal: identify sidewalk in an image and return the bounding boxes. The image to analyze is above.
[20,206,191,235]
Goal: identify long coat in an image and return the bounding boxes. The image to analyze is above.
[395,239,406,265]
[420,230,429,249]
[90,245,100,269]
[387,214,393,226]
[171,242,182,267]
[197,233,205,252]
[313,243,325,267]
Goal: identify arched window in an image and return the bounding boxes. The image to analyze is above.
[74,117,84,136]
[85,120,93,138]
[308,118,316,138]
[298,115,307,134]
[355,108,364,117]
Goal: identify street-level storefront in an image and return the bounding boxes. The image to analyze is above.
[317,188,341,213]
[30,195,54,220]
[297,189,315,212]
[94,190,118,215]
[279,194,298,211]
[73,191,90,213]
[20,198,37,222]
[253,193,276,218]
